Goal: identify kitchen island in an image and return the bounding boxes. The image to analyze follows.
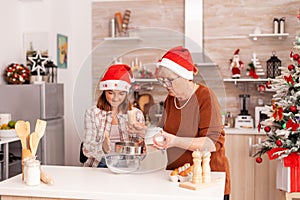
[0,165,225,200]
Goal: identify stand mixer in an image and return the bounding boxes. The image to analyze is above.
[235,94,254,128]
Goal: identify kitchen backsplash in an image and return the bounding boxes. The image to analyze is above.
[92,0,299,122]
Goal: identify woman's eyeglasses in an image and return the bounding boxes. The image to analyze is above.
[157,76,180,87]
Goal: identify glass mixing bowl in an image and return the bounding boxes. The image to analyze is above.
[104,153,142,174]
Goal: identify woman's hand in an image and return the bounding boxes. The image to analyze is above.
[153,130,176,149]
[127,122,147,138]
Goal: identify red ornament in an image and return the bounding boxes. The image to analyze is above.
[288,64,295,71]
[258,84,265,92]
[264,126,271,132]
[275,139,283,147]
[290,105,297,113]
[293,53,300,61]
[256,157,263,163]
[266,82,272,89]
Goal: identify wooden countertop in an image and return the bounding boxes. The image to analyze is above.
[0,165,226,200]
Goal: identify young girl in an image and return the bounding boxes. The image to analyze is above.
[82,64,145,167]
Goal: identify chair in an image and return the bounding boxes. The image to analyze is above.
[79,142,88,164]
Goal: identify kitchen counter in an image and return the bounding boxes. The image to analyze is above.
[225,128,266,135]
[0,165,226,200]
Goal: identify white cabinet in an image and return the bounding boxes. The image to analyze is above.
[225,133,284,200]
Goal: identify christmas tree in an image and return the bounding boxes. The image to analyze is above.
[254,40,300,163]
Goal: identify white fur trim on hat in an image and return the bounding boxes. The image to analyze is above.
[99,80,131,92]
[158,58,193,80]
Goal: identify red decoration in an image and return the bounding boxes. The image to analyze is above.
[264,126,271,132]
[267,147,288,160]
[286,119,299,131]
[258,84,265,92]
[293,53,300,61]
[290,51,294,59]
[290,105,298,113]
[248,69,258,79]
[284,75,295,85]
[276,139,283,147]
[256,157,263,163]
[288,64,295,71]
[266,82,272,89]
[277,153,300,192]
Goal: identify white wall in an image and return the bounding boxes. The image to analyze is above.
[0,0,92,166]
[0,0,23,84]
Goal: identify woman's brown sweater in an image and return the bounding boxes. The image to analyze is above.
[159,84,230,195]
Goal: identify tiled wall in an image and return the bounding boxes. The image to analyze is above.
[203,0,299,118]
[92,0,299,121]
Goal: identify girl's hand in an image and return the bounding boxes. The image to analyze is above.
[127,122,147,138]
[102,133,111,153]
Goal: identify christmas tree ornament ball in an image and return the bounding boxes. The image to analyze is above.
[288,64,295,71]
[290,105,297,113]
[276,139,283,147]
[256,157,263,163]
[264,126,271,132]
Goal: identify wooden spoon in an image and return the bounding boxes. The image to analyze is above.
[30,119,47,156]
[15,120,30,150]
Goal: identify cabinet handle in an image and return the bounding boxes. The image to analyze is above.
[248,137,262,157]
[248,137,253,157]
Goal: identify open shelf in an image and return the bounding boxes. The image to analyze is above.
[224,78,271,82]
[135,78,157,83]
[249,33,289,40]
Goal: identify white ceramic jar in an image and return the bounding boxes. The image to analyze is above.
[24,159,40,186]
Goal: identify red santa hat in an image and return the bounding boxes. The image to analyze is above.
[234,49,240,55]
[157,46,197,80]
[99,64,134,93]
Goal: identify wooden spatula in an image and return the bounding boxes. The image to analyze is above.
[15,120,30,150]
[29,119,47,156]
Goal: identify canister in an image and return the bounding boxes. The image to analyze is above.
[273,18,279,34]
[24,159,40,186]
[279,17,285,34]
[109,18,116,38]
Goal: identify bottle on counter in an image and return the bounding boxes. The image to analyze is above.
[132,91,140,109]
[224,112,234,128]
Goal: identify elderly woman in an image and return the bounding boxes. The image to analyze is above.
[156,46,230,200]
